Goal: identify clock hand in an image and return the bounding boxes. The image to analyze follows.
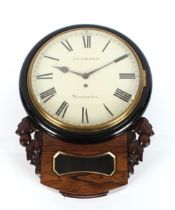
[52,54,129,79]
[52,66,83,77]
[82,54,129,79]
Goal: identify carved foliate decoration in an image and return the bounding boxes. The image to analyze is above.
[16,117,154,177]
[127,117,154,176]
[16,117,42,174]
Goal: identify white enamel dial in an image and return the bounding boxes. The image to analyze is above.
[28,27,144,131]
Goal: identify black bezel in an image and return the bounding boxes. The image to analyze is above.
[19,24,152,144]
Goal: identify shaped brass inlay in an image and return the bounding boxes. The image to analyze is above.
[53,151,116,176]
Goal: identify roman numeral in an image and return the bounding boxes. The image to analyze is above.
[82,35,91,48]
[102,40,110,52]
[44,56,59,61]
[82,107,89,123]
[56,101,69,118]
[39,87,56,103]
[36,73,53,79]
[103,104,113,116]
[114,88,132,102]
[119,73,135,79]
[61,40,73,52]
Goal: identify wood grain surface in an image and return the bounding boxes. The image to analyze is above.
[40,133,128,198]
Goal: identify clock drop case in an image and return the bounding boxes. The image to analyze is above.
[16,24,154,198]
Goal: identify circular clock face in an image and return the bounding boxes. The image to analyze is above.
[20,25,152,142]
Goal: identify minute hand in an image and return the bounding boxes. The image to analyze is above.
[83,54,129,79]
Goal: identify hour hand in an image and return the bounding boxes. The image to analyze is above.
[53,66,69,73]
[53,66,83,77]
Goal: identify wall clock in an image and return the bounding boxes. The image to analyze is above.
[16,24,154,198]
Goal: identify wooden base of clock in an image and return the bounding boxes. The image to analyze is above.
[16,117,154,198]
[41,132,128,197]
